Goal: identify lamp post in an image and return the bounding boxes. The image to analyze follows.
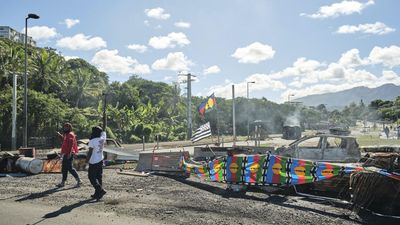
[23,13,40,147]
[247,81,255,140]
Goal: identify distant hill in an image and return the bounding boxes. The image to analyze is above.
[294,83,400,109]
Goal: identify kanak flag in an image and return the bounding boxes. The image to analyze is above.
[198,93,216,116]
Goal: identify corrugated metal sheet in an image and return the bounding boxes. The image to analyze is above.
[135,150,189,172]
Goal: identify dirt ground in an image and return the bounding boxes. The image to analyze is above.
[1,168,399,225]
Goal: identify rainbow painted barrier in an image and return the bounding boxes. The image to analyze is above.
[181,154,365,185]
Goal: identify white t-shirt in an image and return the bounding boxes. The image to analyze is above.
[88,131,106,164]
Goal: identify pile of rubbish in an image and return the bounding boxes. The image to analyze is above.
[351,153,400,215]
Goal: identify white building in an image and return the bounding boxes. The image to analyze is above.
[0,26,36,46]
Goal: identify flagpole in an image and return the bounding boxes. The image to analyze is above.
[215,101,221,145]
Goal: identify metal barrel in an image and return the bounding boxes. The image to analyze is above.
[16,157,43,174]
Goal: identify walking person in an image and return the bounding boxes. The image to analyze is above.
[384,126,390,139]
[56,122,82,188]
[87,126,107,200]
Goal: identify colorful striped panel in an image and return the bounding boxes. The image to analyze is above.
[365,167,400,181]
[265,155,289,185]
[289,159,314,185]
[315,163,341,181]
[225,155,243,183]
[208,158,225,182]
[244,155,266,184]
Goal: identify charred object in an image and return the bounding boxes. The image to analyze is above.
[282,125,301,140]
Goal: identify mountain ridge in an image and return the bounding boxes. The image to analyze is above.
[294,83,400,109]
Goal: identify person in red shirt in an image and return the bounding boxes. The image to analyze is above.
[56,123,82,188]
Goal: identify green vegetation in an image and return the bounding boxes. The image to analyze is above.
[0,38,399,149]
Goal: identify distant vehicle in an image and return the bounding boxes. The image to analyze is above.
[275,134,360,162]
[329,125,351,136]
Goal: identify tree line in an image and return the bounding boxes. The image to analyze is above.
[0,38,399,149]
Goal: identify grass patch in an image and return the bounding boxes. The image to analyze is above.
[356,135,400,146]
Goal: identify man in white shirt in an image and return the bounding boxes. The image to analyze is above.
[87,126,106,200]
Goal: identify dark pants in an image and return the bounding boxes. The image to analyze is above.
[88,161,103,195]
[61,155,80,182]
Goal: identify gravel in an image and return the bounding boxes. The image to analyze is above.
[0,169,398,224]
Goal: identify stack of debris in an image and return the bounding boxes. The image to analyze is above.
[350,152,400,216]
[0,152,20,173]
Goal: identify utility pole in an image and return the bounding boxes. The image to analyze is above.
[102,92,107,131]
[247,81,255,140]
[12,74,18,150]
[232,85,236,146]
[178,73,196,139]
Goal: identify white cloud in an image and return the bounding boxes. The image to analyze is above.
[174,21,191,28]
[208,74,286,99]
[144,7,170,20]
[338,49,366,67]
[337,22,395,35]
[23,26,57,41]
[218,44,399,102]
[345,69,377,83]
[203,65,221,75]
[152,52,193,71]
[301,0,374,19]
[91,49,150,75]
[270,57,321,80]
[382,70,398,81]
[63,55,79,61]
[231,42,275,64]
[281,72,400,102]
[148,32,190,49]
[56,33,107,50]
[144,20,150,26]
[319,63,346,80]
[64,18,80,28]
[368,45,400,68]
[127,44,147,53]
[164,76,173,81]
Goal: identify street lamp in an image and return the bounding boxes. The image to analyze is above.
[23,13,39,147]
[247,81,255,140]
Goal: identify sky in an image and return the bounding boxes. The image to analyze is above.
[2,0,400,103]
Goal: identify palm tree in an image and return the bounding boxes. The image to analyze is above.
[68,68,106,107]
[30,48,66,93]
[0,39,24,88]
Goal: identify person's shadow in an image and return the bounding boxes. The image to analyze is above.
[15,186,76,202]
[42,198,96,218]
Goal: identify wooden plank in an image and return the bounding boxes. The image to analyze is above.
[117,170,149,177]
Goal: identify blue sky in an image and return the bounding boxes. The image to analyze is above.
[2,0,400,103]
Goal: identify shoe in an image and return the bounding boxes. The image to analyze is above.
[56,182,65,188]
[96,189,107,201]
[90,192,97,199]
[75,179,82,188]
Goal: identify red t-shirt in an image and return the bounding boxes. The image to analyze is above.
[61,132,78,156]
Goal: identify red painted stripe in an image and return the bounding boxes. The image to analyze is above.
[272,156,281,184]
[250,155,260,183]
[230,156,238,182]
[299,160,306,184]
